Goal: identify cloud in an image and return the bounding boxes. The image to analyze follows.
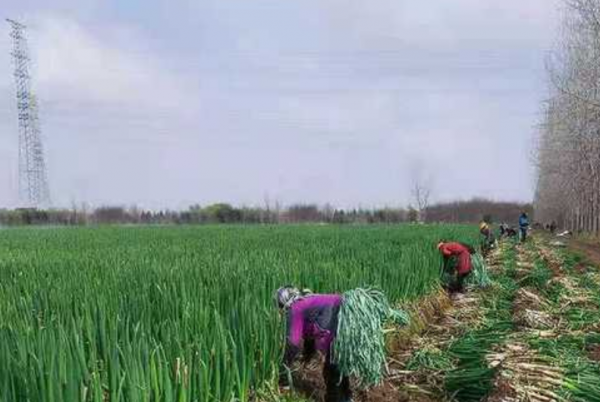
[317,0,558,52]
[32,16,195,111]
[0,1,559,209]
[0,15,201,208]
[184,0,558,55]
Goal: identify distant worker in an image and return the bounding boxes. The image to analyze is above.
[506,226,518,238]
[437,240,475,293]
[519,212,530,243]
[500,222,517,237]
[479,221,490,237]
[550,221,557,235]
[479,221,496,254]
[499,222,506,237]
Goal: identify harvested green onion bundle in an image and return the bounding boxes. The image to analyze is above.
[332,288,409,389]
[468,253,492,288]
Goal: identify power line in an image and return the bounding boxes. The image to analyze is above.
[7,18,51,208]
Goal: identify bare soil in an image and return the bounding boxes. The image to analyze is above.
[569,238,600,267]
[288,357,325,401]
[485,378,518,402]
[356,382,424,402]
[289,357,413,402]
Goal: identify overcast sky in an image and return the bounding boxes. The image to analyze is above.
[0,0,559,210]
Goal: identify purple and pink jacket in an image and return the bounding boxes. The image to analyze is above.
[284,294,343,363]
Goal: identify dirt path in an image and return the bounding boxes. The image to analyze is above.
[568,238,600,267]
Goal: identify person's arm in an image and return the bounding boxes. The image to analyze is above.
[283,304,305,366]
[440,245,453,258]
[279,306,304,386]
[440,245,452,270]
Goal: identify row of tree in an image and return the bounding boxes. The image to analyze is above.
[0,199,530,227]
[426,199,532,225]
[535,0,600,233]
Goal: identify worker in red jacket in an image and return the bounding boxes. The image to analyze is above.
[437,240,475,292]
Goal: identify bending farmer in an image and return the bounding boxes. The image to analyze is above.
[437,240,475,293]
[276,287,352,402]
[479,221,496,254]
[275,287,406,402]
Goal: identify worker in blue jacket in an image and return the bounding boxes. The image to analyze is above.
[519,212,530,243]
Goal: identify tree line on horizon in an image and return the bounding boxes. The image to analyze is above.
[0,198,531,227]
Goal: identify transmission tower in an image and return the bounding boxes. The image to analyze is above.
[7,19,50,208]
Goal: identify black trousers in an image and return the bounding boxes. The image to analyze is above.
[520,227,527,242]
[447,272,469,293]
[324,353,352,402]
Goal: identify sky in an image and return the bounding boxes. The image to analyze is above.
[0,0,560,210]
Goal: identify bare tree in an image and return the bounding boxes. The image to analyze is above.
[412,179,431,223]
[535,0,600,233]
[262,193,271,224]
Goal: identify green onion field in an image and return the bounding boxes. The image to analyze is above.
[0,225,475,402]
